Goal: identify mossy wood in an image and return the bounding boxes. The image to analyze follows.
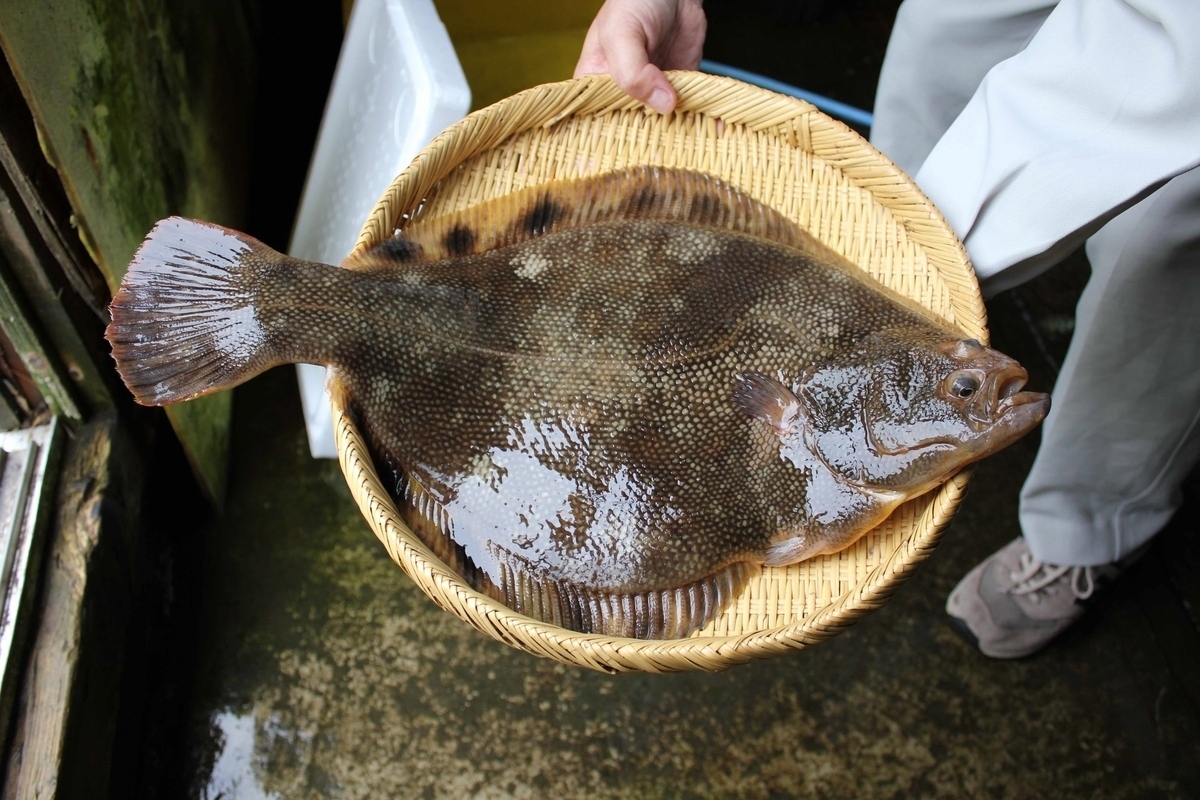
[0,263,81,422]
[335,72,986,673]
[0,0,254,503]
[0,103,114,416]
[0,175,106,420]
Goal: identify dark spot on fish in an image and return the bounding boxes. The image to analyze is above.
[690,193,725,225]
[630,184,658,214]
[521,194,564,236]
[444,224,476,256]
[377,234,422,262]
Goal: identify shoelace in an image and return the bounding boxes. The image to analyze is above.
[1006,551,1096,603]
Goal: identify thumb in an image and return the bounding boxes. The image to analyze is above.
[603,23,678,113]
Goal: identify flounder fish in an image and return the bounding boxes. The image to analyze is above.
[107,167,1048,639]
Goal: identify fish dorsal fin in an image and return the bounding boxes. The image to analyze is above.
[343,166,856,271]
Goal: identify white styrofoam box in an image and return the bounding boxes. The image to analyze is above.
[289,0,471,458]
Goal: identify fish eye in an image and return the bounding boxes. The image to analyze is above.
[948,373,980,399]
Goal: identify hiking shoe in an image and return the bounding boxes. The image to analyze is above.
[946,538,1117,659]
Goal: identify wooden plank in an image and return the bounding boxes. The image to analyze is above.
[0,260,81,423]
[0,394,17,432]
[0,1,254,289]
[0,0,256,504]
[0,86,108,323]
[0,175,112,415]
[0,420,64,738]
[0,55,115,412]
[166,395,231,509]
[0,331,38,429]
[1,414,141,800]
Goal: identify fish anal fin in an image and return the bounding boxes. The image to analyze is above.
[400,471,493,592]
[342,166,848,270]
[733,372,803,436]
[494,557,758,639]
[396,465,758,639]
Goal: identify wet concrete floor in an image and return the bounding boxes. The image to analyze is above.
[159,263,1200,800]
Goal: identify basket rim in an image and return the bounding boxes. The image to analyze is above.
[331,71,983,673]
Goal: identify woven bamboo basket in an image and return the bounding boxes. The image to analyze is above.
[331,72,985,674]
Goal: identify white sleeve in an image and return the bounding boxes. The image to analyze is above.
[913,0,1200,294]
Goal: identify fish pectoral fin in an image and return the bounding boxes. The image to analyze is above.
[763,535,822,566]
[733,372,803,436]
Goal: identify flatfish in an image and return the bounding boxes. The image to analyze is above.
[106,167,1048,639]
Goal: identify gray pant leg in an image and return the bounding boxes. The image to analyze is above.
[1020,167,1200,566]
[870,0,1055,175]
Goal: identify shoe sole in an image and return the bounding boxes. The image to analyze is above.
[948,615,981,651]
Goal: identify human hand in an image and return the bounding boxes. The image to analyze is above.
[574,0,707,114]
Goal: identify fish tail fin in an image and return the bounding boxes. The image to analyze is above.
[106,217,294,406]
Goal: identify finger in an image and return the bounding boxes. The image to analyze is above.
[659,2,706,71]
[603,22,677,113]
[574,24,609,78]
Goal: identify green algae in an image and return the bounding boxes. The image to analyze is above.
[0,0,254,502]
[0,0,251,289]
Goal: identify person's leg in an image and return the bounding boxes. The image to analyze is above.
[880,0,1200,656]
[870,0,1056,175]
[1020,166,1200,565]
[948,167,1200,658]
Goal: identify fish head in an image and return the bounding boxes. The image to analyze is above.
[797,331,1050,495]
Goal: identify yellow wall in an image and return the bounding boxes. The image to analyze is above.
[433,0,604,110]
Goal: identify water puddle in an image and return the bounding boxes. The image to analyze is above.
[203,711,278,800]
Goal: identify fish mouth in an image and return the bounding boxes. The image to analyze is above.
[989,367,1043,416]
[995,378,1051,429]
[994,366,1029,404]
[970,365,1049,432]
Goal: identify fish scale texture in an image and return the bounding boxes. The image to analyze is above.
[328,198,961,638]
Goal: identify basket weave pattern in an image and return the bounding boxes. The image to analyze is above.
[333,72,984,673]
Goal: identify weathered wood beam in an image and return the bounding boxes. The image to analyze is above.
[1,413,143,800]
[0,0,257,504]
[0,420,65,740]
[0,259,81,424]
[0,174,112,416]
[0,120,108,323]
